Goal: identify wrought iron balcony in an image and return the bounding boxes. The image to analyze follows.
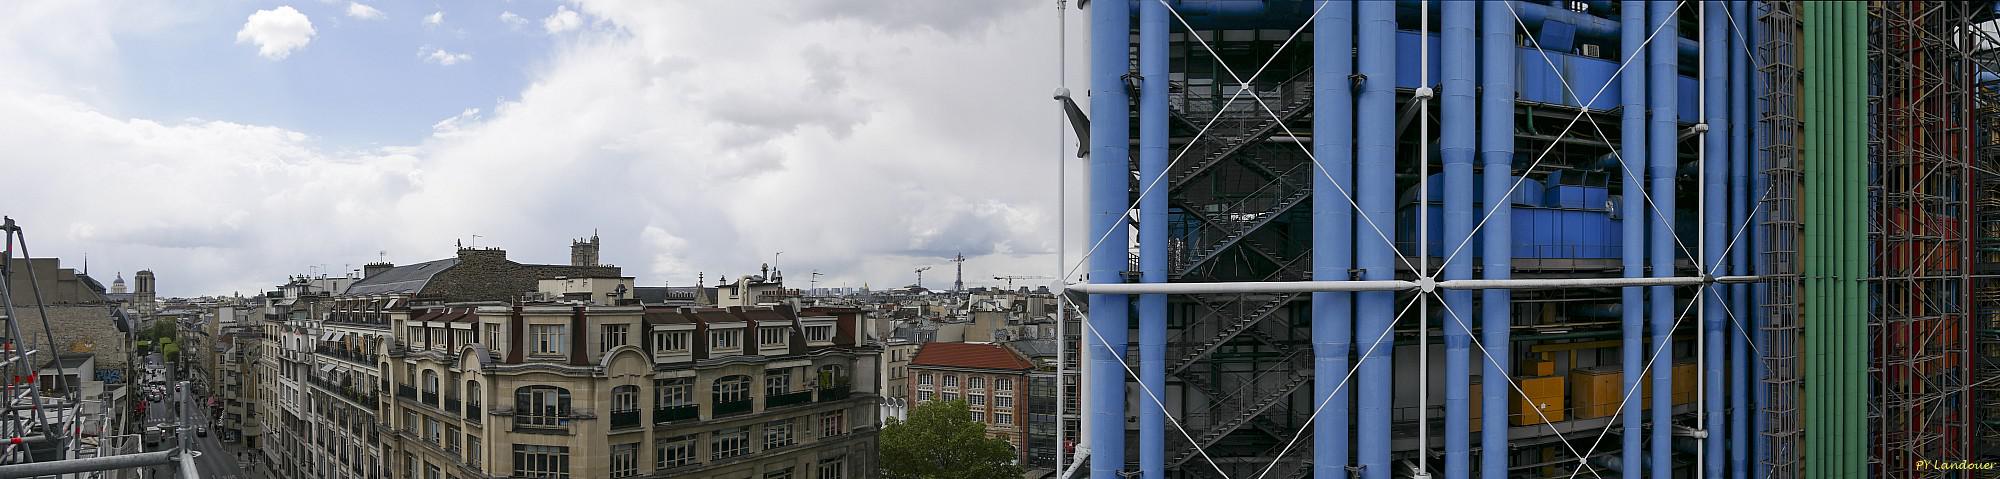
[466,403,481,422]
[443,397,462,416]
[422,391,438,405]
[766,390,814,409]
[654,404,698,424]
[817,383,852,402]
[397,385,417,400]
[610,409,642,430]
[713,399,753,418]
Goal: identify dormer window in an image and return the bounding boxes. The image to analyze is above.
[805,325,834,343]
[710,330,741,351]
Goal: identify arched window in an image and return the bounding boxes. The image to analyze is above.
[713,375,751,404]
[421,370,439,394]
[611,385,639,413]
[465,380,482,407]
[514,386,571,427]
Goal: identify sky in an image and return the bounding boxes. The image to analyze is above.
[0,0,1096,297]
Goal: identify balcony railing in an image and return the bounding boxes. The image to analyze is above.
[766,390,814,409]
[443,397,462,416]
[397,386,417,400]
[422,391,438,406]
[466,403,482,422]
[654,405,698,424]
[315,347,378,366]
[610,410,642,430]
[713,399,753,418]
[817,382,852,402]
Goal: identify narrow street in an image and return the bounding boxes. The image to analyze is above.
[139,353,262,479]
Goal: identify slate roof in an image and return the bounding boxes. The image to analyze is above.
[910,342,1035,371]
[344,258,459,296]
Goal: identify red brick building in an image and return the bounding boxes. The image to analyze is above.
[907,342,1034,462]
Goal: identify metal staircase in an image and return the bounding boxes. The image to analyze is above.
[1168,293,1300,375]
[1167,366,1313,469]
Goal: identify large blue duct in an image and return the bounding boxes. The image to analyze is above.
[1355,2,1396,478]
[1700,4,1730,477]
[1440,1,1476,478]
[1086,1,1131,477]
[1311,1,1355,477]
[1478,2,1515,478]
[1137,1,1168,477]
[1647,1,1679,478]
[1728,2,1754,477]
[1618,3,1648,477]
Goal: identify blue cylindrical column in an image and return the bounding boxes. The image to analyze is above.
[1728,2,1754,478]
[1618,3,1649,475]
[1137,1,1168,477]
[1441,1,1476,477]
[1702,3,1731,477]
[1087,1,1132,477]
[1648,1,1680,477]
[1355,2,1396,478]
[1312,1,1356,477]
[1478,3,1515,478]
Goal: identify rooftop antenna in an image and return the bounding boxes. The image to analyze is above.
[379,250,387,263]
[470,234,482,248]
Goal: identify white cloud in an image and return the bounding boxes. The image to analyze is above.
[498,11,526,28]
[345,2,382,20]
[418,45,470,66]
[422,10,443,27]
[234,6,315,60]
[541,6,580,34]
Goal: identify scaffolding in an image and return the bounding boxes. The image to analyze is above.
[1868,2,1979,476]
[1757,1,1805,478]
[1970,7,2000,468]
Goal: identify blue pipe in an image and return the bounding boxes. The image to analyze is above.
[1647,1,1679,478]
[1138,1,1168,477]
[1618,3,1647,476]
[1087,1,1131,477]
[1728,2,1753,478]
[1311,1,1355,477]
[1356,2,1396,478]
[1701,4,1729,477]
[1391,0,1701,61]
[1478,3,1515,478]
[1441,1,1476,477]
[1747,2,1771,477]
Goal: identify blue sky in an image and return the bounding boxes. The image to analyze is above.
[0,0,1088,297]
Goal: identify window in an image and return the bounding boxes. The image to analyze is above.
[611,385,639,413]
[763,419,794,449]
[968,394,986,407]
[817,455,846,479]
[968,376,985,390]
[403,411,417,432]
[765,369,791,397]
[759,327,789,346]
[511,444,570,479]
[713,375,751,404]
[422,370,439,394]
[917,373,932,386]
[600,324,628,353]
[942,375,958,388]
[429,328,446,349]
[426,463,441,479]
[766,468,795,479]
[942,392,958,402]
[995,395,1013,409]
[996,378,1013,392]
[610,443,639,478]
[485,323,503,351]
[530,324,567,356]
[513,386,572,427]
[455,329,474,349]
[403,453,416,479]
[805,325,834,342]
[407,326,424,346]
[466,435,481,467]
[657,435,696,469]
[445,425,460,451]
[656,331,690,353]
[819,411,845,438]
[711,427,749,460]
[656,378,693,407]
[917,390,933,402]
[970,410,985,423]
[995,412,1014,425]
[426,418,441,444]
[710,329,741,351]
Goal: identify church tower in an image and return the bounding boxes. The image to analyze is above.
[571,232,601,267]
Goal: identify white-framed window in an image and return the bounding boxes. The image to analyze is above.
[512,444,570,479]
[805,325,834,342]
[711,427,749,460]
[995,395,1013,409]
[466,434,481,466]
[656,435,695,469]
[713,375,751,404]
[656,331,691,353]
[612,385,640,413]
[765,369,791,397]
[407,326,424,346]
[970,410,985,423]
[917,373,932,386]
[530,324,567,356]
[601,324,628,352]
[817,455,846,479]
[942,375,958,388]
[514,386,571,427]
[968,394,986,407]
[968,376,985,390]
[995,378,1013,392]
[917,390,933,402]
[711,329,741,351]
[995,412,1014,425]
[764,419,794,449]
[819,411,845,438]
[758,327,789,346]
[656,378,693,407]
[610,443,639,478]
[485,323,504,351]
[942,392,958,402]
[454,329,474,349]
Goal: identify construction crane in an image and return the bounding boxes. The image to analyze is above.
[914,266,933,289]
[993,275,1052,290]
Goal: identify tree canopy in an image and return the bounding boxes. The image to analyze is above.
[880,399,1024,479]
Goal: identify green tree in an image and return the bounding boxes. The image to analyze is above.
[880,399,1024,479]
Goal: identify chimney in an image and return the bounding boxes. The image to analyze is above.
[363,262,395,280]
